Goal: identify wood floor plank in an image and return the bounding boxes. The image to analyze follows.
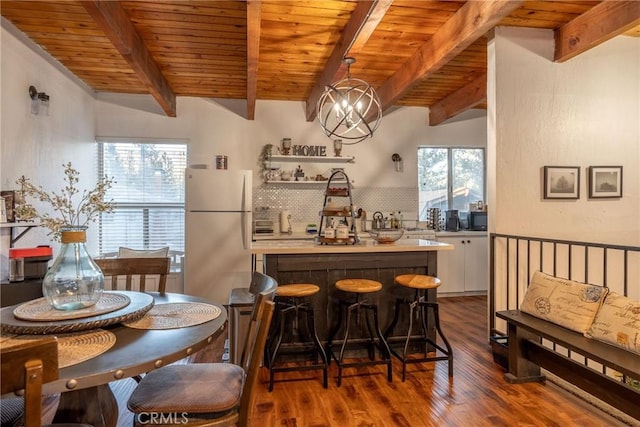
[41,296,635,426]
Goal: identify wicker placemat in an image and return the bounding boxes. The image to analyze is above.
[124,302,222,330]
[1,292,154,335]
[0,329,116,368]
[13,292,131,321]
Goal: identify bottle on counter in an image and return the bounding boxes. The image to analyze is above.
[397,211,403,229]
[389,213,397,229]
[360,210,367,232]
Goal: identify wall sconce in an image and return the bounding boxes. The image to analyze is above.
[392,153,403,172]
[29,85,50,116]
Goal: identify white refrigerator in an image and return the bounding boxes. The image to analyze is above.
[185,168,252,304]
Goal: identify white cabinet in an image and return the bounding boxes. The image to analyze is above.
[436,235,488,294]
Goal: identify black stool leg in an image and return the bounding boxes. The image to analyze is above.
[267,302,295,392]
[383,296,402,339]
[428,301,454,377]
[326,297,346,362]
[368,302,393,382]
[418,292,431,355]
[336,300,358,387]
[303,304,328,388]
[400,300,417,382]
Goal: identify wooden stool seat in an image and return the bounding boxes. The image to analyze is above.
[395,274,441,290]
[276,284,320,298]
[335,279,382,293]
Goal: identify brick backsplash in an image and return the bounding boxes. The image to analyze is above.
[253,186,418,225]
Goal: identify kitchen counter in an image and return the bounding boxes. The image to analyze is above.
[251,238,452,255]
[253,230,487,243]
[252,238,453,350]
[252,232,316,241]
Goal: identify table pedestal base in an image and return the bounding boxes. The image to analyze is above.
[53,384,118,427]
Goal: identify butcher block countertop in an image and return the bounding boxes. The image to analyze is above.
[251,238,453,255]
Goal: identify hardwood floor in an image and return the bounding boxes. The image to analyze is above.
[43,296,635,426]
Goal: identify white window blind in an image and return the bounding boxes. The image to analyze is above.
[97,140,188,269]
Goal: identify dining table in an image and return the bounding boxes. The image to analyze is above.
[0,291,227,427]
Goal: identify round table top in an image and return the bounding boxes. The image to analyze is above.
[2,292,227,395]
[1,291,154,334]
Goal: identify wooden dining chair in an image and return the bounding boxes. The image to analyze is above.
[1,337,59,427]
[1,337,94,427]
[127,291,276,427]
[95,257,170,293]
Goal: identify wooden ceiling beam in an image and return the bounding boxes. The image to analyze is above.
[370,0,523,121]
[304,0,394,122]
[246,0,261,120]
[429,73,486,126]
[81,0,177,117]
[554,1,640,63]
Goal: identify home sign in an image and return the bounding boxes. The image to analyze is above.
[292,145,327,157]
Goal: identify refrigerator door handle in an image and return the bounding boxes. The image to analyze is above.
[241,211,250,250]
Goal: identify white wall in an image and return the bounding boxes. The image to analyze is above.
[0,21,97,279]
[488,27,640,246]
[95,97,485,191]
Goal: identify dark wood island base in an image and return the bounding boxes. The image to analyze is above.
[253,239,454,345]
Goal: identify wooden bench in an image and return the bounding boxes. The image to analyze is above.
[496,309,640,420]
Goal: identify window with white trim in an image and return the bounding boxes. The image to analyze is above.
[417,147,485,220]
[97,139,188,271]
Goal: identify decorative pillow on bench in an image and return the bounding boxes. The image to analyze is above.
[520,271,608,334]
[585,292,640,355]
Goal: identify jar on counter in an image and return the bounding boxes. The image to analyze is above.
[336,224,349,239]
[323,226,335,239]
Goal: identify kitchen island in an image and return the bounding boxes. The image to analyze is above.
[251,238,453,341]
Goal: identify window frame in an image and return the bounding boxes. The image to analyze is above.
[96,138,188,271]
[417,146,486,220]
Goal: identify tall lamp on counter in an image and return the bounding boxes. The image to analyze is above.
[316,57,382,145]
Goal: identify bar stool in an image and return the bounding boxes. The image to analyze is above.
[264,284,328,391]
[384,274,453,381]
[326,278,393,387]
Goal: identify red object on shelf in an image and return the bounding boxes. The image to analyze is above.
[9,246,53,259]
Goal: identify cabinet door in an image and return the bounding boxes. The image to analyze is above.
[464,236,488,292]
[437,237,465,293]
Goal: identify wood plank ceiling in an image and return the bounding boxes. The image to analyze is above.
[2,1,638,125]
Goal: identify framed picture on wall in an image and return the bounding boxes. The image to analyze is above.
[543,166,580,199]
[588,166,622,199]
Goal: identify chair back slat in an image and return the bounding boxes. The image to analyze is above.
[95,257,170,293]
[238,272,277,367]
[238,295,274,427]
[1,337,59,427]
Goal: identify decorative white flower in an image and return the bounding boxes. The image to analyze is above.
[15,162,115,241]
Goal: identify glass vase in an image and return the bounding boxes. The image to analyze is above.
[43,226,104,310]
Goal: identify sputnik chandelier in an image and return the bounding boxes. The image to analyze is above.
[316,57,382,145]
